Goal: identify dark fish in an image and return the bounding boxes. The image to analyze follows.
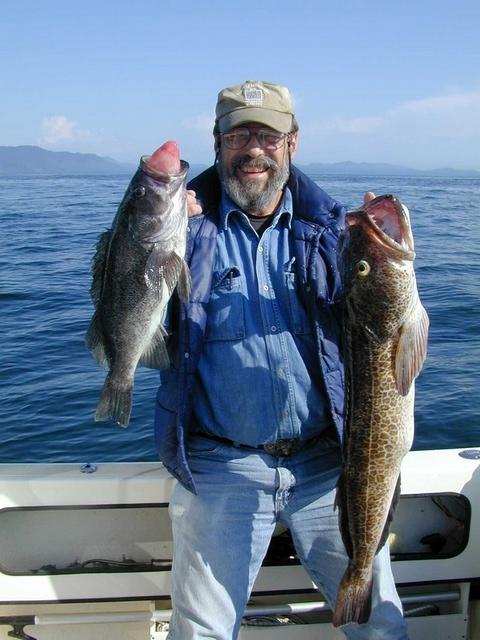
[86,141,190,427]
[332,194,429,627]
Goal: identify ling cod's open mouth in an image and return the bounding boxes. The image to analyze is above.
[346,194,415,261]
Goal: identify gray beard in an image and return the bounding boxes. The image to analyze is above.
[218,153,290,214]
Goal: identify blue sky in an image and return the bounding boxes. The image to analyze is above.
[2,0,479,169]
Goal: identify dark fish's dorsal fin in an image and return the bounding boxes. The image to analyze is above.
[395,298,429,395]
[90,230,112,306]
[377,474,401,553]
[139,324,170,369]
[85,311,109,368]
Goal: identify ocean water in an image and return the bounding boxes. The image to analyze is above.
[0,171,479,463]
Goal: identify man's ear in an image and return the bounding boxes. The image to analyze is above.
[288,132,298,157]
[214,135,221,154]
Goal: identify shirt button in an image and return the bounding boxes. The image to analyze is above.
[263,284,269,292]
[271,325,277,332]
[184,352,190,359]
[258,246,264,253]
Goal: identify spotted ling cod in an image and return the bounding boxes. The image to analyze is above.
[86,141,190,427]
[333,194,429,627]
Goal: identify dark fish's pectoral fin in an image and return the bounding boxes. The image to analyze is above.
[145,250,186,298]
[176,259,192,302]
[377,475,401,553]
[335,473,354,559]
[95,375,132,428]
[332,563,373,627]
[395,298,429,395]
[90,230,112,305]
[139,325,170,369]
[85,311,110,369]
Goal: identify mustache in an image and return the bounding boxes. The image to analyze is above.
[231,155,280,172]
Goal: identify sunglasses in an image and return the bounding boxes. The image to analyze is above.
[222,127,289,151]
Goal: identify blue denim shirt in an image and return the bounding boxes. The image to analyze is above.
[155,165,345,491]
[192,187,330,445]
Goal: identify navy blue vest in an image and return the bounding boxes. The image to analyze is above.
[154,165,346,492]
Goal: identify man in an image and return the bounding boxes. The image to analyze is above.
[155,80,408,639]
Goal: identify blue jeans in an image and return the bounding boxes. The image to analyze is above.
[167,433,408,640]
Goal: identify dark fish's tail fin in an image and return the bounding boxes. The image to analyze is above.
[332,564,373,627]
[94,376,132,428]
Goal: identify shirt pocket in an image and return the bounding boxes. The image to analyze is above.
[285,270,312,335]
[204,266,246,342]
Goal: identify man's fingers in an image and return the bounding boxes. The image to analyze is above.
[187,189,203,216]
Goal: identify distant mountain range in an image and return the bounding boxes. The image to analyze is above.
[0,145,134,175]
[300,160,480,178]
[0,145,479,178]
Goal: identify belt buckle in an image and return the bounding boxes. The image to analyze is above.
[263,439,299,456]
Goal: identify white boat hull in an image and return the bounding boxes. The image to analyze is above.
[0,447,478,639]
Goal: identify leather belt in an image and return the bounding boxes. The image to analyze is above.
[196,433,320,457]
[263,439,314,456]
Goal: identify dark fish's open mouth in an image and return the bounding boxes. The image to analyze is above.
[346,194,415,260]
[140,158,189,182]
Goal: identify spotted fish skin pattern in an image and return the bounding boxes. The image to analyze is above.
[332,194,429,627]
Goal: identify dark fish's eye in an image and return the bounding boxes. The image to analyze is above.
[355,260,371,277]
[132,186,146,198]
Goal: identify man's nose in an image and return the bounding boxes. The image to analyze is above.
[243,133,264,155]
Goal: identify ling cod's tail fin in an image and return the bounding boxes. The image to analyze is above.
[332,563,373,627]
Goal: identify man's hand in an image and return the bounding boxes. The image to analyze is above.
[364,191,376,204]
[187,190,203,217]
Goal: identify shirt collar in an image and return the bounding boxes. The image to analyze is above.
[220,186,293,230]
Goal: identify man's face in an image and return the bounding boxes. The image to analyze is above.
[217,123,297,214]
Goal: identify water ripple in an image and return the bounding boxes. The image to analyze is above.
[1,173,479,462]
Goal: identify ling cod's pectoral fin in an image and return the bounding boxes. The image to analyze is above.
[395,299,429,395]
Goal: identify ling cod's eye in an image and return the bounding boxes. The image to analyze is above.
[355,260,371,277]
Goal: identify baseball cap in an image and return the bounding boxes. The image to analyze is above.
[215,80,294,134]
